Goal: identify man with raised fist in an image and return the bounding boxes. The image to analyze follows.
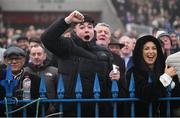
[41,10,120,116]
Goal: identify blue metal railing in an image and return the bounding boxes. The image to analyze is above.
[0,64,180,117]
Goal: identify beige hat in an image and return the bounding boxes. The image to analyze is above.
[156,30,170,39]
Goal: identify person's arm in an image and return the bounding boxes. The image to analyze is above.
[41,10,84,57]
[41,17,71,56]
[160,73,175,89]
[160,65,176,89]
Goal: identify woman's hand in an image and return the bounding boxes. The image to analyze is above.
[165,64,177,77]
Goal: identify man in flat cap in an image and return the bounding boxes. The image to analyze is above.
[0,46,42,117]
[3,46,26,74]
[156,30,172,58]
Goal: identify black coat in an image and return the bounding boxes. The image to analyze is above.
[24,62,58,99]
[127,35,167,117]
[24,62,59,115]
[41,18,114,116]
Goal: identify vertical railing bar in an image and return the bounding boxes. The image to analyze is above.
[166,85,172,117]
[166,100,171,117]
[95,102,99,118]
[59,103,63,117]
[113,102,117,118]
[39,72,47,117]
[111,80,119,118]
[8,105,12,118]
[23,107,27,118]
[148,74,152,117]
[148,103,152,117]
[75,73,82,118]
[131,101,135,117]
[93,73,100,117]
[77,101,81,118]
[57,74,65,117]
[41,104,45,117]
[129,73,135,118]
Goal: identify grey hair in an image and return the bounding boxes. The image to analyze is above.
[95,22,110,27]
[94,22,111,31]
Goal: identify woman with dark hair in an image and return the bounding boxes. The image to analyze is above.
[126,35,179,116]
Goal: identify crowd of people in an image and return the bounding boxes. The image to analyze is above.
[111,0,180,30]
[0,10,180,117]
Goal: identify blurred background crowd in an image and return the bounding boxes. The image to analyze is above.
[112,0,180,28]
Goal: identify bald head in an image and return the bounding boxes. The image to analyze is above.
[119,35,134,57]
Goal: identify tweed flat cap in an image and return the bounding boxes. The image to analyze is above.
[4,46,26,58]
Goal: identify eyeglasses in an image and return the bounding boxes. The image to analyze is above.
[6,57,24,62]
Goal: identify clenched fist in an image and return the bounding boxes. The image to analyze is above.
[65,10,84,24]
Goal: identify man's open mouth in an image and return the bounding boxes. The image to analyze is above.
[84,35,90,40]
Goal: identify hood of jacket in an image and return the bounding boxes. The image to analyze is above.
[133,35,165,76]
